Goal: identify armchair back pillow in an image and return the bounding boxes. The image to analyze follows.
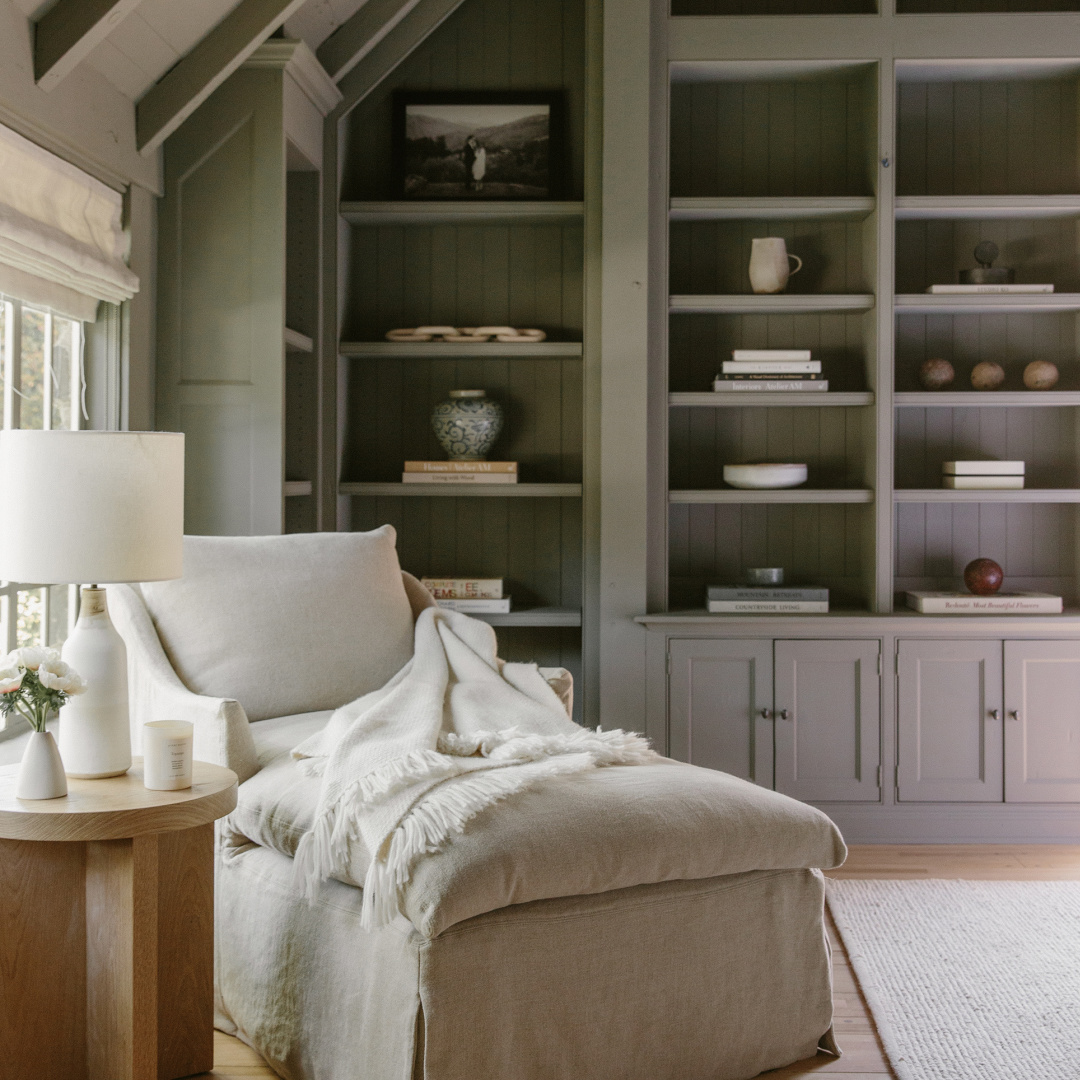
[139,527,415,722]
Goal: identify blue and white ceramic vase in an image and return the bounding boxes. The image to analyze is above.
[431,390,504,461]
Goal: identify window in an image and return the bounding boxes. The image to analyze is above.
[0,296,83,657]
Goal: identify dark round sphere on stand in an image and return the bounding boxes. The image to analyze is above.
[964,558,1004,596]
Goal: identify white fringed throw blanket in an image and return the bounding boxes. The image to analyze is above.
[292,606,656,928]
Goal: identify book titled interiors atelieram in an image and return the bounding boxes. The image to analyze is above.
[403,461,518,484]
[714,349,826,393]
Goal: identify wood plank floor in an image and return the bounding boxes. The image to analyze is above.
[201,845,1080,1080]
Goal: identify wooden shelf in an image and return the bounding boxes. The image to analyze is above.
[896,293,1080,315]
[895,489,1080,503]
[283,480,312,497]
[284,328,313,353]
[895,392,1080,407]
[671,392,873,407]
[340,201,584,225]
[670,196,874,221]
[340,341,582,358]
[895,196,1080,220]
[670,488,874,504]
[339,482,581,497]
[671,294,874,314]
[467,607,582,627]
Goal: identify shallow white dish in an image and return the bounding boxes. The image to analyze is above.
[723,463,808,489]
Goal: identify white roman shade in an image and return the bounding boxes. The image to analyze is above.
[0,124,139,322]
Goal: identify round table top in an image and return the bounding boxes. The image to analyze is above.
[0,759,238,842]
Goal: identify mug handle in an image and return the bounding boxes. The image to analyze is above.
[787,254,803,275]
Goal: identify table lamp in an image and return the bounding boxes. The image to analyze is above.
[0,430,184,779]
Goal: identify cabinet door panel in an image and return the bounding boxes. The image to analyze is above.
[897,640,1003,803]
[668,639,773,787]
[774,639,880,802]
[1005,640,1080,803]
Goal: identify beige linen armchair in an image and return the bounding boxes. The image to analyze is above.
[107,527,846,1080]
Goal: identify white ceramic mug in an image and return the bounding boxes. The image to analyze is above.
[749,237,803,294]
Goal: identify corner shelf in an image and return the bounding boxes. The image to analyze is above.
[895,294,1080,315]
[895,392,1080,407]
[466,607,582,627]
[340,201,584,225]
[670,196,874,221]
[671,392,873,408]
[340,341,582,358]
[895,196,1080,220]
[285,327,314,353]
[339,482,582,497]
[670,488,874,505]
[671,294,875,315]
[895,489,1080,504]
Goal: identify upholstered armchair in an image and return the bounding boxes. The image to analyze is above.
[106,528,845,1080]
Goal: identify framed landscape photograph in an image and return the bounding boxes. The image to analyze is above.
[393,91,562,200]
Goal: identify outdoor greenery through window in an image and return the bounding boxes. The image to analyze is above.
[0,296,83,661]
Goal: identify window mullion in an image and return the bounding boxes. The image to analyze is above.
[2,299,18,430]
[42,309,53,430]
[72,321,83,431]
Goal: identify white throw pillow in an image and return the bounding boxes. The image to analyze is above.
[140,527,414,722]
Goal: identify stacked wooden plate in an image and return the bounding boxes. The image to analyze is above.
[385,326,547,343]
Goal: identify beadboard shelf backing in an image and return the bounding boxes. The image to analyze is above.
[670,392,874,407]
[341,202,584,225]
[670,404,872,491]
[670,219,873,296]
[670,489,874,504]
[895,404,1080,489]
[669,312,874,394]
[895,196,1080,219]
[671,294,875,314]
[670,197,875,221]
[669,502,873,611]
[894,310,1080,392]
[894,500,1078,604]
[340,342,583,358]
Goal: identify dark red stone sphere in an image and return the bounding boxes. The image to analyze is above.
[964,558,1004,596]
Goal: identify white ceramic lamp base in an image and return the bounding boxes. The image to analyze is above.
[58,587,132,779]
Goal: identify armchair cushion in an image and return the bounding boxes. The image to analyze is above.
[139,527,415,723]
[225,712,847,938]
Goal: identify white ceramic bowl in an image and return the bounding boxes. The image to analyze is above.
[723,463,808,490]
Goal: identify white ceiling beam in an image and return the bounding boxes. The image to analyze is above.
[316,0,419,83]
[34,0,144,92]
[335,0,468,113]
[135,0,311,155]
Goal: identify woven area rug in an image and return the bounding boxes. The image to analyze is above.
[826,879,1080,1080]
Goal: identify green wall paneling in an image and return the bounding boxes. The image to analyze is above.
[349,494,583,610]
[287,172,320,339]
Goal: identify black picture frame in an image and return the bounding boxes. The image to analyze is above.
[392,91,563,200]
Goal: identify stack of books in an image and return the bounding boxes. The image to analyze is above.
[942,460,1025,490]
[403,461,518,484]
[907,592,1062,614]
[713,350,827,393]
[707,584,829,614]
[421,577,511,614]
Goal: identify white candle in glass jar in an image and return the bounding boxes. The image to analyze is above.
[142,721,194,790]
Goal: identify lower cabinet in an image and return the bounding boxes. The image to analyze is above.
[668,638,881,802]
[898,639,1080,803]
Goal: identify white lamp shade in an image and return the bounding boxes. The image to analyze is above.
[0,430,184,584]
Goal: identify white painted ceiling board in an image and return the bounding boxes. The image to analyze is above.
[285,0,371,50]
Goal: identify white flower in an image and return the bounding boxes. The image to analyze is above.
[0,664,23,694]
[11,645,60,671]
[36,655,86,696]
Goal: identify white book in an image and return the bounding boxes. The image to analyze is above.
[722,360,821,374]
[421,578,504,599]
[436,597,512,613]
[907,592,1062,614]
[731,349,812,361]
[401,472,518,484]
[926,284,1054,294]
[943,460,1025,476]
[708,600,829,613]
[713,380,829,392]
[942,475,1025,489]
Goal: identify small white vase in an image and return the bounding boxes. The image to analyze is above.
[17,731,68,800]
[749,237,803,294]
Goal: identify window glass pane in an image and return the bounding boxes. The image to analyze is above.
[51,317,74,430]
[17,588,43,647]
[0,302,6,427]
[20,307,45,429]
[47,584,73,648]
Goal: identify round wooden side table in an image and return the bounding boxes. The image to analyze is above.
[0,758,237,1080]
